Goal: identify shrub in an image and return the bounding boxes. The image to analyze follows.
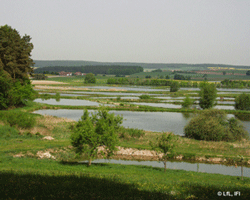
[139,95,151,99]
[0,124,20,139]
[170,81,180,92]
[84,73,96,84]
[181,96,193,109]
[199,82,217,109]
[184,109,248,141]
[0,111,36,129]
[119,127,145,139]
[55,92,61,102]
[32,74,47,80]
[235,93,250,110]
[116,96,121,101]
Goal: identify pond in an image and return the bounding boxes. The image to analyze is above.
[33,109,250,136]
[82,159,250,178]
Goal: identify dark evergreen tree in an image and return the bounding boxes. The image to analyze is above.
[0,25,34,81]
[0,25,36,109]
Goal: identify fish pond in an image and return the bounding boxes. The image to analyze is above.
[33,109,250,136]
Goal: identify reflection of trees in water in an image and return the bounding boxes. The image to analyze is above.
[235,114,250,121]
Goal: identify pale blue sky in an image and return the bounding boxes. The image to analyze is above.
[1,0,250,65]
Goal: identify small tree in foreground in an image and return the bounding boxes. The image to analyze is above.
[70,108,122,166]
[150,132,178,172]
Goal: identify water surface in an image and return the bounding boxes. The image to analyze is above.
[33,109,250,135]
[84,159,250,178]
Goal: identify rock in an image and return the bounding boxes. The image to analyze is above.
[36,151,55,159]
[42,136,54,140]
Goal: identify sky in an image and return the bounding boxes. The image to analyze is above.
[1,0,250,65]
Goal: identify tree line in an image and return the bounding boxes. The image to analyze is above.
[107,78,206,88]
[34,65,143,75]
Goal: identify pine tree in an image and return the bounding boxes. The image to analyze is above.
[0,25,35,109]
[0,25,34,81]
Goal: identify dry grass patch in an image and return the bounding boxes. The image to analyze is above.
[37,115,74,130]
[31,80,68,85]
[19,127,51,136]
[229,140,250,148]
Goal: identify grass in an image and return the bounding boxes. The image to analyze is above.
[0,156,250,199]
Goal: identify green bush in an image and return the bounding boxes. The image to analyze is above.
[184,109,248,141]
[139,95,151,99]
[116,96,121,101]
[235,93,250,110]
[0,111,36,129]
[170,81,180,92]
[0,125,20,139]
[181,96,193,108]
[119,127,145,139]
[199,82,217,109]
[32,74,47,80]
[84,73,96,84]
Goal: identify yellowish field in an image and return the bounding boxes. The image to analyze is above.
[31,80,68,85]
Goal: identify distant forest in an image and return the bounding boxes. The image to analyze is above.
[33,60,250,70]
[34,65,143,75]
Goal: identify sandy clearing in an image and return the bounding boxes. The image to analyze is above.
[31,80,68,85]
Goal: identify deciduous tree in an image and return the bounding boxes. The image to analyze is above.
[150,133,178,172]
[71,108,123,166]
[199,82,217,109]
[84,73,96,83]
[235,93,250,111]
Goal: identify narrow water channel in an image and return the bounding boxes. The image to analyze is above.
[80,159,250,178]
